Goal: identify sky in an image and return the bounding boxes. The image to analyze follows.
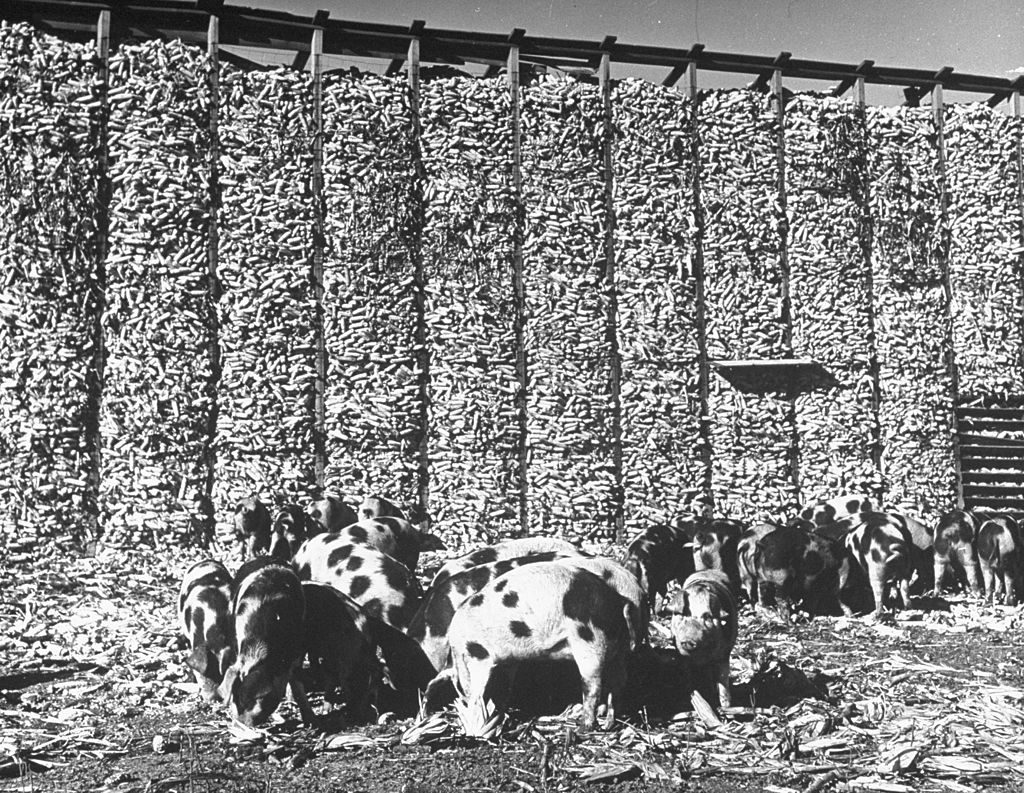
[237,0,1024,105]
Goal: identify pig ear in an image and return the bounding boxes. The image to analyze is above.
[418,531,446,552]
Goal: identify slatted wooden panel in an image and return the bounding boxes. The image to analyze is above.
[958,405,1024,513]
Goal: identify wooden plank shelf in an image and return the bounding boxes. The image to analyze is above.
[962,471,1024,483]
[709,359,838,393]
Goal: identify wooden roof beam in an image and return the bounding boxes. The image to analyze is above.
[385,18,423,75]
[483,28,525,78]
[830,59,873,96]
[291,9,328,71]
[902,65,953,107]
[662,43,703,88]
[747,51,791,93]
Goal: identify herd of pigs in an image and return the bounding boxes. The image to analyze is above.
[177,492,1021,738]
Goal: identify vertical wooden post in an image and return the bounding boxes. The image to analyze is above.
[84,9,111,542]
[200,11,222,545]
[599,47,624,541]
[855,74,885,496]
[771,68,801,504]
[310,23,327,493]
[685,56,714,508]
[406,30,432,525]
[1014,90,1024,390]
[932,81,964,509]
[508,39,530,538]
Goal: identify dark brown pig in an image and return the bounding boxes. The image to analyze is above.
[666,570,738,709]
[220,558,312,726]
[306,494,358,534]
[430,537,583,589]
[178,559,234,701]
[753,521,852,617]
[933,509,983,596]
[620,520,695,614]
[358,495,406,521]
[976,514,1021,606]
[234,496,271,559]
[427,563,630,735]
[269,504,313,562]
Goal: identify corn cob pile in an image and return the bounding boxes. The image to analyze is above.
[699,90,796,520]
[99,40,214,546]
[0,24,99,545]
[866,106,957,513]
[944,104,1024,401]
[321,72,422,510]
[612,78,703,532]
[214,65,318,526]
[786,96,881,502]
[521,74,616,540]
[420,75,520,543]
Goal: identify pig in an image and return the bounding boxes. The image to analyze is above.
[300,582,379,719]
[666,570,738,709]
[337,516,444,573]
[933,509,983,596]
[799,493,877,528]
[234,496,271,559]
[753,521,852,617]
[358,495,406,521]
[841,512,914,615]
[736,521,779,604]
[691,518,745,590]
[555,555,648,649]
[293,533,421,631]
[306,494,358,534]
[409,551,579,673]
[178,559,234,701]
[269,503,316,562]
[426,563,630,735]
[620,520,695,614]
[976,514,1022,606]
[429,536,583,589]
[220,557,313,726]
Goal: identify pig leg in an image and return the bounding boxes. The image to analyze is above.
[289,675,315,725]
[868,567,888,616]
[715,660,732,709]
[572,651,606,731]
[897,576,911,612]
[980,560,996,605]
[961,552,983,597]
[1001,570,1015,607]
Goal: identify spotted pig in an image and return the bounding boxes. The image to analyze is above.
[427,563,630,735]
[269,503,318,562]
[338,516,446,573]
[691,518,745,590]
[178,559,234,701]
[620,521,695,614]
[301,582,379,719]
[293,533,421,631]
[429,536,583,589]
[841,512,914,615]
[234,496,271,559]
[933,509,983,596]
[753,521,852,617]
[555,555,648,648]
[799,493,877,528]
[307,494,358,534]
[736,521,779,604]
[358,495,406,521]
[220,558,312,726]
[976,514,1022,606]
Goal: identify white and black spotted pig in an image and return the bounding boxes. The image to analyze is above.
[409,551,585,673]
[667,570,738,709]
[620,521,695,615]
[736,521,780,604]
[220,558,313,726]
[430,536,582,589]
[269,503,318,562]
[976,514,1022,606]
[753,521,852,617]
[293,534,421,631]
[301,582,379,719]
[691,518,745,591]
[178,559,234,701]
[556,555,648,648]
[358,495,406,521]
[337,517,445,573]
[307,494,359,534]
[839,512,914,615]
[234,496,271,559]
[799,493,877,528]
[933,509,983,596]
[428,563,630,735]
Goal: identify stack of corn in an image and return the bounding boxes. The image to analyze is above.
[867,106,956,513]
[321,72,422,511]
[612,78,703,532]
[944,104,1024,401]
[100,40,214,546]
[521,74,616,540]
[0,24,99,545]
[214,64,318,528]
[786,96,881,502]
[420,75,520,544]
[699,90,796,520]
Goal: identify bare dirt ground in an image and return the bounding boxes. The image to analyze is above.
[2,543,1024,793]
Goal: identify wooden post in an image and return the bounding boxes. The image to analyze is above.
[508,39,530,538]
[932,81,964,509]
[406,30,432,525]
[771,68,801,504]
[1014,90,1024,391]
[599,47,624,541]
[84,8,111,543]
[686,57,714,507]
[855,74,885,497]
[199,11,223,546]
[310,23,327,493]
